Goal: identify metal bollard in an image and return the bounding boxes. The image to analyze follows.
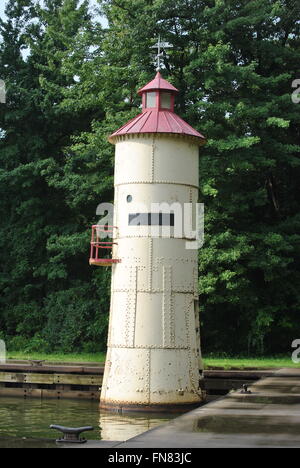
[50,425,94,444]
[30,360,46,367]
[240,384,252,394]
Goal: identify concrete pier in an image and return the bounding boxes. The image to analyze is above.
[70,368,300,448]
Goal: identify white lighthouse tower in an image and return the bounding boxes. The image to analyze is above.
[90,72,206,411]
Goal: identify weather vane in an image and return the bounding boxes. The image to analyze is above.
[151,35,173,72]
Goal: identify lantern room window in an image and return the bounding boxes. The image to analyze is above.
[146,92,156,108]
[160,92,172,109]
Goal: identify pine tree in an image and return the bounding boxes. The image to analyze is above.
[1,0,299,354]
[0,0,109,351]
[97,0,300,354]
[190,0,300,354]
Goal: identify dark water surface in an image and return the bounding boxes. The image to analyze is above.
[0,397,176,448]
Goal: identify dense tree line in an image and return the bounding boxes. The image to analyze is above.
[0,0,299,355]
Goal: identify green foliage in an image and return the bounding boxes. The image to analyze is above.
[0,0,110,353]
[0,0,299,355]
[43,283,109,352]
[7,351,107,362]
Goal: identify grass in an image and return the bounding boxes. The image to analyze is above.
[203,357,300,370]
[7,351,106,364]
[5,352,299,369]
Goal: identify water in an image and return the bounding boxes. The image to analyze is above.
[0,397,176,448]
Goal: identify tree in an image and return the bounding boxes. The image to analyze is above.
[1,0,299,355]
[97,0,300,354]
[0,0,110,352]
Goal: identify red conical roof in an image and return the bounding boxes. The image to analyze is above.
[109,73,206,145]
[110,109,205,141]
[137,72,179,95]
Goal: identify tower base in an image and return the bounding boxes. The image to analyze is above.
[100,397,205,413]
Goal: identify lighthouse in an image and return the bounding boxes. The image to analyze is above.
[90,71,206,411]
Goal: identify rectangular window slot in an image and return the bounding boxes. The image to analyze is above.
[129,213,175,226]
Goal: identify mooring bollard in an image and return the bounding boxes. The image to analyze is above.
[50,425,94,444]
[30,360,46,367]
[240,384,252,394]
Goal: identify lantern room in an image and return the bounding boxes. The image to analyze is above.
[108,72,205,142]
[138,72,178,112]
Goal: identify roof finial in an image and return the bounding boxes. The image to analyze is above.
[151,35,173,72]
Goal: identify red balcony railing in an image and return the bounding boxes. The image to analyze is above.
[89,225,121,267]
